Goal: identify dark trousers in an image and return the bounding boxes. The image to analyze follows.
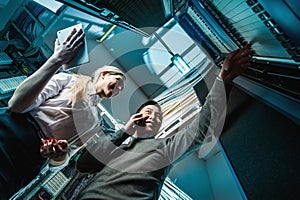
[0,107,46,200]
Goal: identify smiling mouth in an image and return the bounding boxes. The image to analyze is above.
[107,85,116,96]
[145,121,155,127]
[108,82,116,90]
[105,88,113,97]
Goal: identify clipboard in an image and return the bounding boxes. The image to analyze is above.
[57,23,89,69]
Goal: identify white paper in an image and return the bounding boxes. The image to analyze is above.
[57,23,89,69]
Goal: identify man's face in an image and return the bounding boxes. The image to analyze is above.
[138,104,163,135]
[96,72,125,98]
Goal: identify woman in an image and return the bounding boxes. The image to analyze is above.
[0,28,126,199]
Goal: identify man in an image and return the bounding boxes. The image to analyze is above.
[76,44,252,199]
[0,28,126,199]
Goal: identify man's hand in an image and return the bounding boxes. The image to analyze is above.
[124,113,149,135]
[40,139,68,165]
[218,44,252,83]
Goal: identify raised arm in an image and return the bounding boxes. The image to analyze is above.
[166,44,252,163]
[218,43,252,82]
[8,28,85,113]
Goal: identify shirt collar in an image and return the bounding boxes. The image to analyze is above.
[132,135,155,140]
[122,135,154,145]
[87,84,101,105]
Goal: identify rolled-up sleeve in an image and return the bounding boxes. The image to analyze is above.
[21,73,72,113]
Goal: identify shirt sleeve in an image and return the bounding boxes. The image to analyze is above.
[21,73,72,113]
[76,130,130,173]
[96,128,130,146]
[164,78,233,164]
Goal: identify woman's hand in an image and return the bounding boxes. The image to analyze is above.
[40,139,68,165]
[50,28,85,67]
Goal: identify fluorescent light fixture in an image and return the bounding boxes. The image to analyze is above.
[171,54,191,75]
[33,0,64,13]
[161,0,173,18]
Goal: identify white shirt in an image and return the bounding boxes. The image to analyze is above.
[23,73,103,144]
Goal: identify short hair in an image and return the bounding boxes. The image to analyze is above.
[136,100,161,114]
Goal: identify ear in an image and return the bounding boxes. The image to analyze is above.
[100,71,109,79]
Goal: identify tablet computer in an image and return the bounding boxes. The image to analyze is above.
[57,23,89,69]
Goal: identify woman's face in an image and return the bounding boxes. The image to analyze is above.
[95,72,125,98]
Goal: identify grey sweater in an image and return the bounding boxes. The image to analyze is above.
[76,78,230,200]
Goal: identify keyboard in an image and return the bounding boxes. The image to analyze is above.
[0,52,13,65]
[0,75,27,94]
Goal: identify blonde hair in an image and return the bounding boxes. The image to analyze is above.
[69,66,125,107]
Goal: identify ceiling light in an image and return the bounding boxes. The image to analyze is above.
[171,54,191,75]
[33,0,64,13]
